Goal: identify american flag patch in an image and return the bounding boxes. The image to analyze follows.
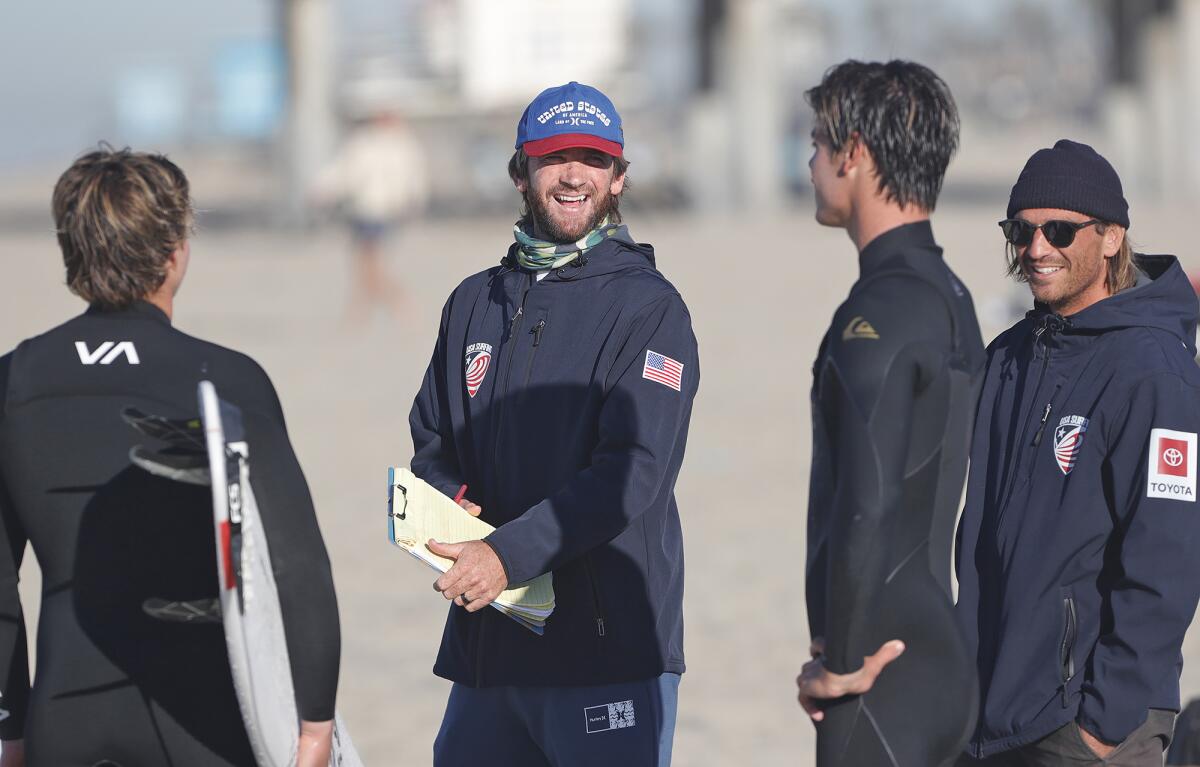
[642,350,683,391]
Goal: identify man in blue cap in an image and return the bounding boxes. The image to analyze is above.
[954,140,1200,765]
[409,82,699,766]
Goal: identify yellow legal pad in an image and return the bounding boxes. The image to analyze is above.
[386,467,555,634]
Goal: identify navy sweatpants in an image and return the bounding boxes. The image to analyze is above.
[434,673,680,766]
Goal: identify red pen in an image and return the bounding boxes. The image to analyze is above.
[453,484,468,504]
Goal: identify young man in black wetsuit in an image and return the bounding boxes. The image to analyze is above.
[796,60,985,766]
[0,149,340,766]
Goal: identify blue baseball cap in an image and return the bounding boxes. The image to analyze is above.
[515,81,624,157]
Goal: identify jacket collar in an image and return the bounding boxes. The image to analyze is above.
[1026,254,1198,355]
[499,229,657,283]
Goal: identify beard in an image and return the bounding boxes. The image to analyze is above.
[1022,250,1107,314]
[525,186,618,243]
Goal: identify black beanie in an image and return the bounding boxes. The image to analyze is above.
[1006,139,1130,228]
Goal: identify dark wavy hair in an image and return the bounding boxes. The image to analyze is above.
[805,59,960,211]
[52,146,194,308]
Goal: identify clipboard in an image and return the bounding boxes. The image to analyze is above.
[387,467,554,633]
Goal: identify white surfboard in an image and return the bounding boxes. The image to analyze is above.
[198,381,362,767]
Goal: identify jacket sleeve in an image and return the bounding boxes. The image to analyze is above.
[244,379,340,723]
[484,294,699,585]
[409,296,466,498]
[1079,372,1200,744]
[0,354,29,740]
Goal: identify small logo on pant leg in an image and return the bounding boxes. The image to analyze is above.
[584,699,636,733]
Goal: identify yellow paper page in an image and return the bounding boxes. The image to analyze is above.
[389,467,554,610]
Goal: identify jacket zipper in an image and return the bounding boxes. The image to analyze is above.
[1060,595,1077,706]
[522,319,546,387]
[478,277,532,686]
[992,318,1062,534]
[970,316,1064,756]
[474,604,487,686]
[1032,403,1053,447]
[492,282,532,478]
[583,555,607,638]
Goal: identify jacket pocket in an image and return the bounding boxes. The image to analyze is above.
[1059,588,1078,707]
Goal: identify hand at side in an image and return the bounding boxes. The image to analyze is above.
[0,739,24,767]
[796,637,905,721]
[1078,724,1118,758]
[297,720,332,767]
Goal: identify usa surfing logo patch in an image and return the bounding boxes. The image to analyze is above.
[1053,415,1089,475]
[1147,428,1197,501]
[464,342,492,398]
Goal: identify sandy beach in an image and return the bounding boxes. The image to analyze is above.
[2,201,1197,764]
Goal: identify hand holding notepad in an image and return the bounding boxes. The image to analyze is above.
[386,467,554,634]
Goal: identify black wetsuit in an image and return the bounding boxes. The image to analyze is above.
[806,222,985,767]
[0,302,339,766]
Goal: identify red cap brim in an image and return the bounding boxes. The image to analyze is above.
[523,133,623,157]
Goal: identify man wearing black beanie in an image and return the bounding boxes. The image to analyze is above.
[953,139,1200,766]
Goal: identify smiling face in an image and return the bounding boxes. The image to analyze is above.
[1014,207,1123,315]
[516,147,626,243]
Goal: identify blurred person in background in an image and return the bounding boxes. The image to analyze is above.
[0,147,340,767]
[797,60,984,766]
[409,81,699,767]
[954,140,1200,766]
[311,106,428,324]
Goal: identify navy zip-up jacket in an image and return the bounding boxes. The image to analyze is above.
[956,254,1200,757]
[409,231,698,687]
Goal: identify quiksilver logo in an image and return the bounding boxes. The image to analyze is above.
[75,341,140,365]
[842,316,880,341]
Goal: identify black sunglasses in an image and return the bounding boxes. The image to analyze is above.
[998,218,1102,248]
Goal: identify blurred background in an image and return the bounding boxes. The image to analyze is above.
[2,0,1200,764]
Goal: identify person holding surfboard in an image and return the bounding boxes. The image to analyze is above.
[0,147,341,766]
